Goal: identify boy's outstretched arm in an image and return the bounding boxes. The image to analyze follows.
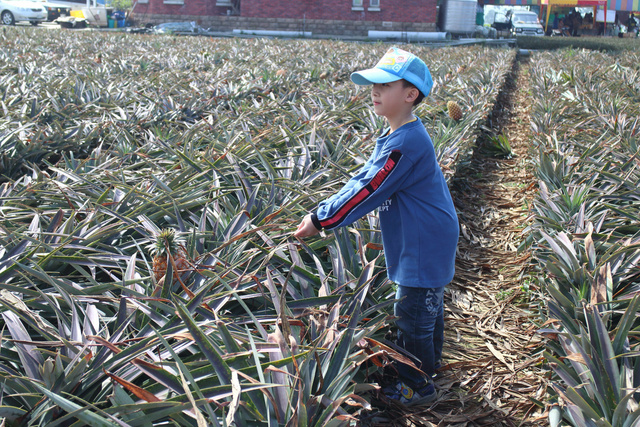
[293,214,320,238]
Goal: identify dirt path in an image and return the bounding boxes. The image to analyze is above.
[399,56,547,427]
[361,54,548,427]
[433,55,546,427]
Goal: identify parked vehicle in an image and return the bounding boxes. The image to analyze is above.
[507,10,544,36]
[33,0,71,21]
[55,14,85,27]
[485,8,544,37]
[0,0,47,25]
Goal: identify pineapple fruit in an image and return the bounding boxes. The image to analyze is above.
[150,229,190,281]
[447,101,463,121]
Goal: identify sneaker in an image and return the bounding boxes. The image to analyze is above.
[384,380,437,406]
[432,360,444,380]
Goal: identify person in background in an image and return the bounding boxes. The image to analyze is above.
[629,13,638,36]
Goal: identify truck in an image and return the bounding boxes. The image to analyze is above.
[47,0,114,26]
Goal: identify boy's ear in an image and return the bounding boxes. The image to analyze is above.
[406,86,419,104]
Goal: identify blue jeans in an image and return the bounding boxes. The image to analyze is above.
[395,285,445,384]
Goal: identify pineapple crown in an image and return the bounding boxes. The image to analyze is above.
[148,228,183,257]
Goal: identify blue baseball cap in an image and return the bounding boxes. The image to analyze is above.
[350,47,433,97]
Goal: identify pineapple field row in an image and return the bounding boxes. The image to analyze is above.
[527,49,640,427]
[0,28,517,425]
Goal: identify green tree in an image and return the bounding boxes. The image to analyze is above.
[109,0,133,11]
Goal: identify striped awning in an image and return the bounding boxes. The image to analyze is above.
[483,0,605,5]
[542,0,607,6]
[484,0,639,12]
[608,0,640,11]
[483,0,539,4]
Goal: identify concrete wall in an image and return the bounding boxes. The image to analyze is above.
[133,15,436,36]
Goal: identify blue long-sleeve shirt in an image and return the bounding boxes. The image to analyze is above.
[311,118,459,288]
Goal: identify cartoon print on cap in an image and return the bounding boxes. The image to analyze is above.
[376,48,411,72]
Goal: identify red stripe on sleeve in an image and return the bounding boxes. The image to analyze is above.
[320,187,371,228]
[319,151,401,229]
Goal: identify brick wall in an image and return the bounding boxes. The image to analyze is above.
[133,0,229,20]
[132,0,438,35]
[240,0,434,23]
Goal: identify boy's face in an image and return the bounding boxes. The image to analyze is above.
[371,81,417,119]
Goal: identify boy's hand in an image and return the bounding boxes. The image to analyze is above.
[294,214,320,239]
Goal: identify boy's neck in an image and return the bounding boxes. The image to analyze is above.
[387,111,416,134]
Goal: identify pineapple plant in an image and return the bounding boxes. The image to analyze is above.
[483,130,513,158]
[0,30,522,425]
[149,228,190,281]
[528,49,640,427]
[447,100,463,121]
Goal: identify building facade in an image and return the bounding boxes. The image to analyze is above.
[132,0,437,36]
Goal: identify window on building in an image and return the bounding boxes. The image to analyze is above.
[163,0,184,4]
[217,0,239,14]
[369,0,380,11]
[352,0,364,11]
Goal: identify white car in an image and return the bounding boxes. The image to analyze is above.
[0,0,47,26]
[507,11,545,37]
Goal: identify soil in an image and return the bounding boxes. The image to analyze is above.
[364,55,549,426]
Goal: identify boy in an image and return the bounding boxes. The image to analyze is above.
[294,47,459,405]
